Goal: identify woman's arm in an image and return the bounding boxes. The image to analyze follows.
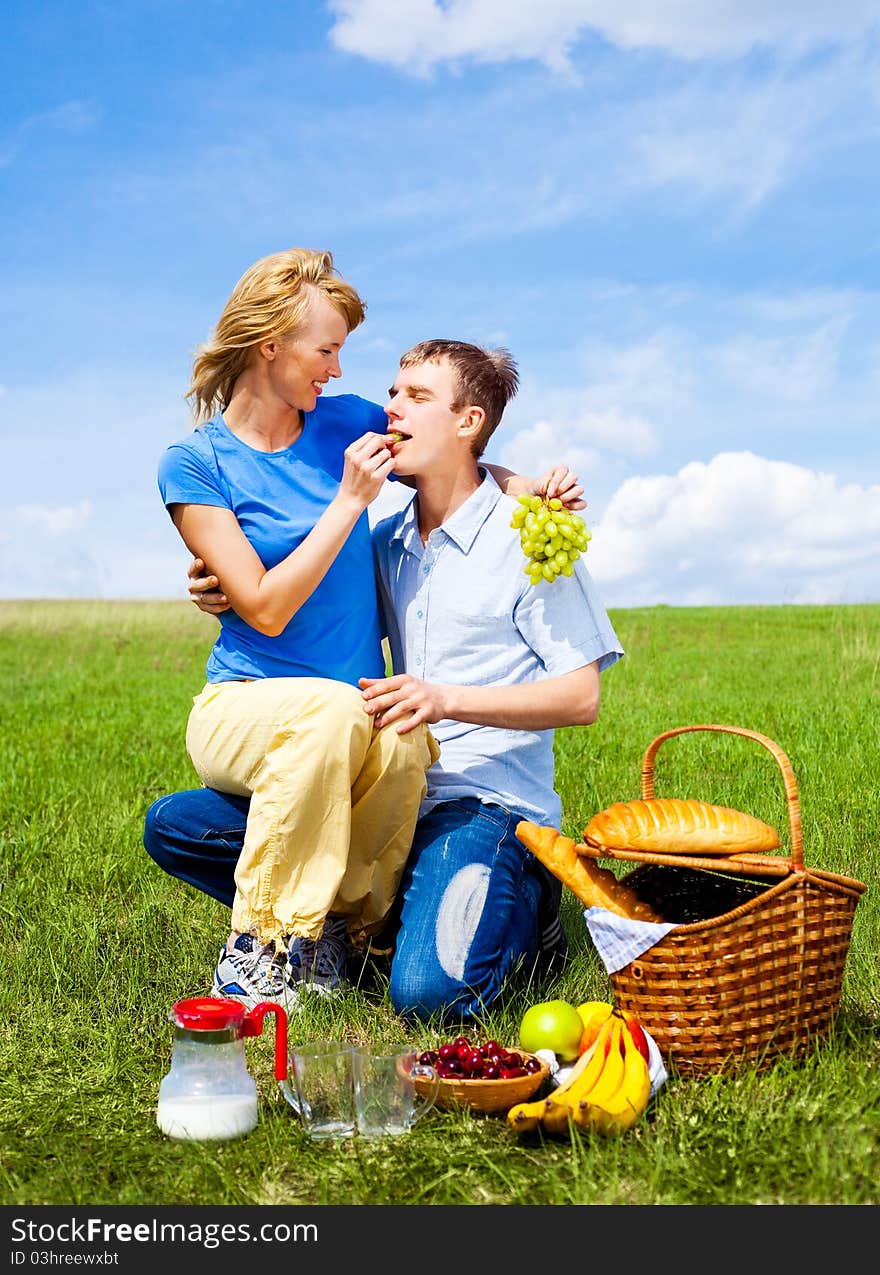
[185,456,588,619]
[485,462,586,510]
[172,431,394,636]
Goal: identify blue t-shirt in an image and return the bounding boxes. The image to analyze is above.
[157,395,387,687]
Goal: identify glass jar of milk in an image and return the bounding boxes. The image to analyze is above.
[157,996,287,1141]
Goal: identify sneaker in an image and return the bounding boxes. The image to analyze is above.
[535,870,570,974]
[211,933,288,1011]
[286,914,351,995]
[346,930,396,993]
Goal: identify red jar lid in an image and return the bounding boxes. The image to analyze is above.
[171,997,246,1030]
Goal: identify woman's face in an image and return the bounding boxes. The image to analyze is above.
[268,293,350,412]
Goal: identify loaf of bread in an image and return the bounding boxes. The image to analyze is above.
[583,797,780,856]
[516,820,664,921]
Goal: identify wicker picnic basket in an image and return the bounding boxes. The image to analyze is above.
[590,724,867,1076]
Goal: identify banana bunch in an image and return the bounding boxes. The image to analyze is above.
[507,1011,651,1138]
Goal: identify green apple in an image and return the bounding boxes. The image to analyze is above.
[518,999,584,1062]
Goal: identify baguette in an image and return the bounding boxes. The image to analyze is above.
[583,797,780,856]
[516,820,664,922]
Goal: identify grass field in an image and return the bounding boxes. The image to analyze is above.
[1,600,878,1208]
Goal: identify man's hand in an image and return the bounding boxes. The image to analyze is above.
[187,556,231,615]
[359,673,449,734]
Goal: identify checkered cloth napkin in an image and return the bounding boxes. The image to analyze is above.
[583,905,677,974]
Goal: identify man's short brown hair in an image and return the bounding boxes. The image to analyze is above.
[399,339,519,457]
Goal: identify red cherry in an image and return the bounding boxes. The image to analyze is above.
[524,1057,543,1074]
[483,1064,501,1080]
[418,1049,438,1065]
[503,1052,523,1068]
[452,1036,471,1050]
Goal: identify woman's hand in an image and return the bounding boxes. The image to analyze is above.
[173,432,396,637]
[187,557,230,615]
[494,463,587,510]
[337,432,396,510]
[536,464,586,510]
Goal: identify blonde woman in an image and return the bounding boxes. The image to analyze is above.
[157,248,443,1007]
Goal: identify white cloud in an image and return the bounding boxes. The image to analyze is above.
[573,338,696,418]
[16,500,93,536]
[588,452,880,606]
[0,497,193,600]
[499,427,603,495]
[3,449,878,607]
[496,408,655,495]
[530,409,655,457]
[626,47,880,215]
[328,1,880,73]
[0,101,97,168]
[710,323,843,401]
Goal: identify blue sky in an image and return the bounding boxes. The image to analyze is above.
[2,1,879,606]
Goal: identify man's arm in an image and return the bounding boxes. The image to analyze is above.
[358,662,600,735]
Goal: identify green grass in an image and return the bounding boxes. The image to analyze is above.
[1,600,878,1206]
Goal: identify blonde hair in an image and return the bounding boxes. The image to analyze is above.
[186,248,366,421]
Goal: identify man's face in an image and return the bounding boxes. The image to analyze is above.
[384,358,475,478]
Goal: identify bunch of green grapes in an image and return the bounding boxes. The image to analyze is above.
[510,494,592,585]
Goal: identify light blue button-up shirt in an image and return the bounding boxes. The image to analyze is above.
[371,472,624,826]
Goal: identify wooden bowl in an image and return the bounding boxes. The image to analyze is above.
[414,1049,551,1115]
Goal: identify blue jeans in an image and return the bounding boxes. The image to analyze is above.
[388,798,546,1022]
[143,789,563,1023]
[144,788,248,909]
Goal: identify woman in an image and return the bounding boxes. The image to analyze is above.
[155,247,580,1010]
[157,248,443,1009]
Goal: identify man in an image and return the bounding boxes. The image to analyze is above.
[144,340,623,1023]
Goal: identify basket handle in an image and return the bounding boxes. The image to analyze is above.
[640,724,804,871]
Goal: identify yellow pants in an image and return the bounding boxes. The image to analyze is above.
[185,677,439,945]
